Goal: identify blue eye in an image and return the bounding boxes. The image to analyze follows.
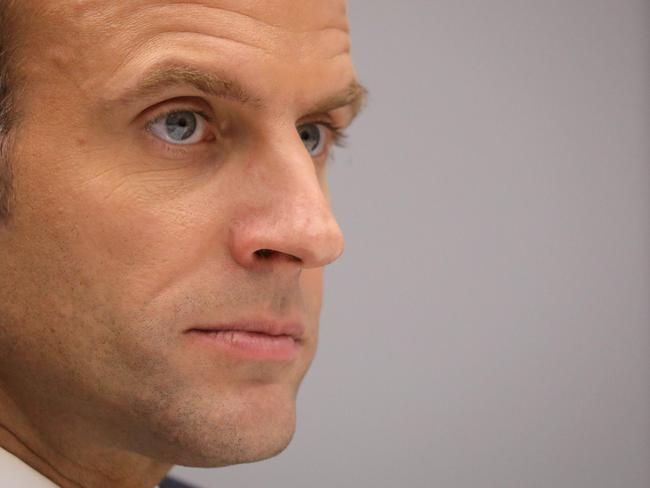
[147,110,207,145]
[297,123,326,157]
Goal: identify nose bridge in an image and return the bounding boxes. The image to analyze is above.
[229,132,344,269]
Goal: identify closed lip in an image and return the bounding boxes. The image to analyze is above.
[186,318,306,341]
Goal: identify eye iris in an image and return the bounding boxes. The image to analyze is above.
[165,112,197,141]
[299,124,321,154]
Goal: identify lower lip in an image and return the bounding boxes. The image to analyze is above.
[186,330,300,361]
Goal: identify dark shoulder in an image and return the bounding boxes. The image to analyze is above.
[159,475,203,488]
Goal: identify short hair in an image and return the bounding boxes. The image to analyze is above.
[0,0,17,220]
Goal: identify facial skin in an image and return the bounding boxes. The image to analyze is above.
[0,1,362,487]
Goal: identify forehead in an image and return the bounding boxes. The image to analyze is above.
[18,0,354,107]
[25,0,349,78]
[27,0,350,52]
[63,0,349,29]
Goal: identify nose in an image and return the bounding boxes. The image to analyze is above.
[228,131,345,271]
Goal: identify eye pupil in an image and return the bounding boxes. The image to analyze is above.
[298,124,322,155]
[165,111,197,141]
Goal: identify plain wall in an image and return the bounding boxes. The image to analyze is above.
[172,1,650,486]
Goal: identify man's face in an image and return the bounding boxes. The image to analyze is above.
[0,0,357,466]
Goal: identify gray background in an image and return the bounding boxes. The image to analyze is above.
[171,1,650,487]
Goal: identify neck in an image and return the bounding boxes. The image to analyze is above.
[0,388,171,488]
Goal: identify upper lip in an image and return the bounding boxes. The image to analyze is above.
[187,317,306,341]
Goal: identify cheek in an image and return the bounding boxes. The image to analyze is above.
[301,268,324,315]
[54,172,227,310]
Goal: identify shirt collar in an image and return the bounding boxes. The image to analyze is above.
[0,446,59,487]
[0,446,160,488]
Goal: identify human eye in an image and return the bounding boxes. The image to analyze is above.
[296,122,347,158]
[146,109,212,145]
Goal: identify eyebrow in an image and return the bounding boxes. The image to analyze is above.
[113,65,262,108]
[306,79,368,120]
[111,64,367,119]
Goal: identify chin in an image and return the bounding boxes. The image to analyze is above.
[141,382,299,468]
[181,408,297,468]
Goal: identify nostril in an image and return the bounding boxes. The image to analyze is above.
[255,249,275,259]
[254,248,302,264]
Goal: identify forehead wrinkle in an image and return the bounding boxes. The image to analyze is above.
[103,6,280,57]
[30,1,351,69]
[105,0,349,45]
[161,0,350,32]
[151,1,349,34]
[32,0,350,32]
[133,3,350,60]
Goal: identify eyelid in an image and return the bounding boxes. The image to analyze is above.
[297,111,348,146]
[302,120,347,151]
[140,94,214,117]
[319,121,348,148]
[145,107,212,128]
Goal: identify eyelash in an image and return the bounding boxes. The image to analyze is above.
[319,122,348,149]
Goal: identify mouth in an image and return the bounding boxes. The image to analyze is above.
[185,319,305,362]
